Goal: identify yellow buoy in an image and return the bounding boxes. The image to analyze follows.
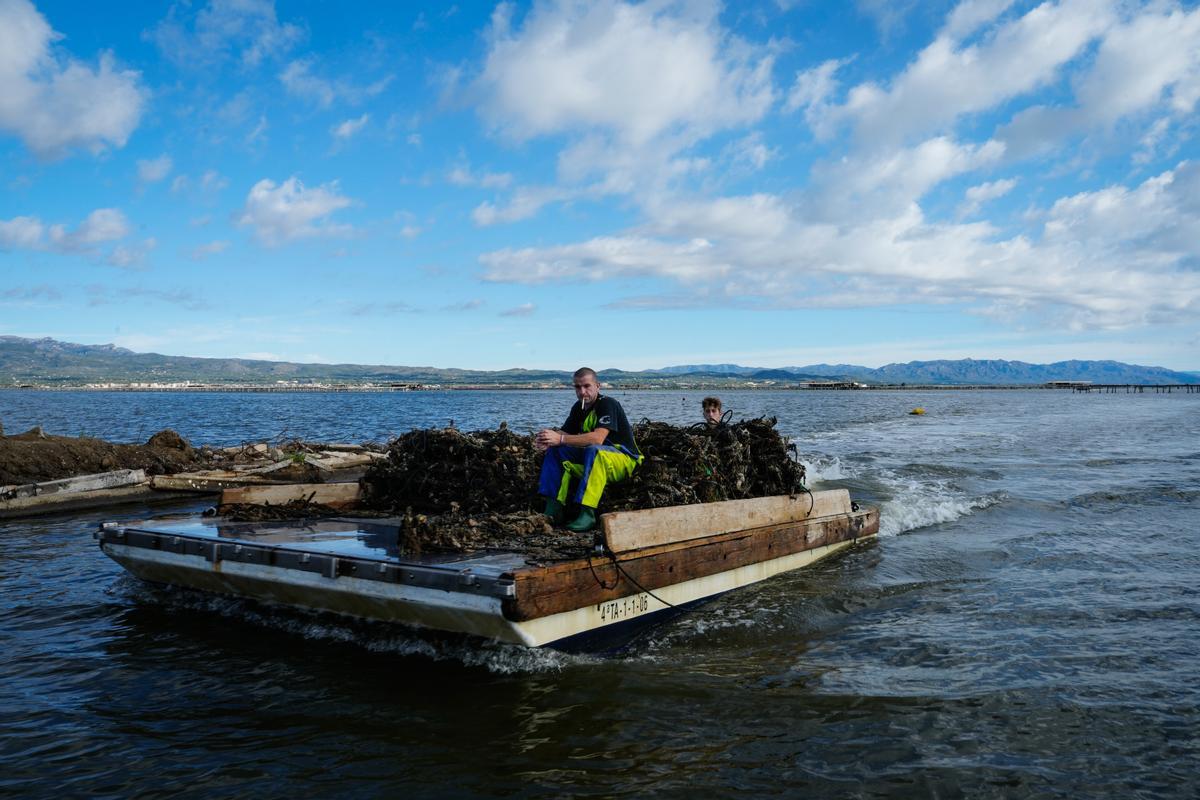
[909,407,925,415]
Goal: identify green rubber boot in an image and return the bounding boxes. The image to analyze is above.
[566,506,596,532]
[544,497,565,525]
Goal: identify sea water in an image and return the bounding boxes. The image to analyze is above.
[1,389,1197,797]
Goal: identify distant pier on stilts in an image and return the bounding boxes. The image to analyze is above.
[1059,382,1200,394]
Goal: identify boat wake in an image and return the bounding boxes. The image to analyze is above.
[114,578,594,674]
[800,455,849,482]
[878,481,1005,537]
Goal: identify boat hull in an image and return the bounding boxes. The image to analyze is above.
[98,499,878,649]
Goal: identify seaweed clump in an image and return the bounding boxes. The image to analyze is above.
[357,417,805,558]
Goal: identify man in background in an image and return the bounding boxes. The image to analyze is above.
[702,396,724,427]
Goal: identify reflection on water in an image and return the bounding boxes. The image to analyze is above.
[1,390,1198,797]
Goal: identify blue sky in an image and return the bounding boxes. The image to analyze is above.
[2,0,1198,371]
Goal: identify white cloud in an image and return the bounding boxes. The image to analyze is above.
[448,165,513,188]
[472,185,572,226]
[331,113,369,140]
[137,154,173,183]
[483,157,1200,331]
[171,169,229,195]
[785,58,845,121]
[476,0,774,146]
[280,59,391,108]
[941,0,1018,41]
[3,208,135,257]
[0,0,145,158]
[499,302,536,317]
[146,0,304,68]
[48,208,131,251]
[725,133,774,171]
[0,216,45,249]
[107,237,156,269]
[959,177,1018,218]
[237,176,353,245]
[191,240,230,259]
[1000,4,1200,159]
[818,0,1116,146]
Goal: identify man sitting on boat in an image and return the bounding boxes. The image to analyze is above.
[535,367,642,532]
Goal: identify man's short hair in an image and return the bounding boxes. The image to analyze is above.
[702,396,722,410]
[573,367,597,382]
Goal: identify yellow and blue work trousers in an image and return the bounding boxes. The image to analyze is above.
[538,444,640,509]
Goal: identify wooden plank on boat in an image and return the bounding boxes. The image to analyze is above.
[150,474,290,492]
[0,469,146,501]
[505,505,878,621]
[600,490,852,553]
[219,482,361,508]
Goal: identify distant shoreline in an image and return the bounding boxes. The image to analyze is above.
[4,383,1197,393]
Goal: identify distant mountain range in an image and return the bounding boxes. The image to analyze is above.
[0,336,1196,387]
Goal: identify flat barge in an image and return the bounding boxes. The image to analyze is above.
[97,490,878,649]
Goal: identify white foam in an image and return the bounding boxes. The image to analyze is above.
[878,484,1004,537]
[119,579,593,673]
[801,455,850,483]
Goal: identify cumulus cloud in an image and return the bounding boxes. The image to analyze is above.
[477,0,773,146]
[137,154,173,183]
[785,58,847,124]
[816,0,1116,146]
[0,216,45,249]
[48,208,131,251]
[959,177,1017,218]
[236,176,353,245]
[482,160,1200,328]
[145,0,303,68]
[999,4,1200,159]
[2,208,134,258]
[280,59,391,108]
[469,0,775,223]
[331,113,369,141]
[0,0,145,158]
[472,185,572,226]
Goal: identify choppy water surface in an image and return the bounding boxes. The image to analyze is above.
[2,389,1198,798]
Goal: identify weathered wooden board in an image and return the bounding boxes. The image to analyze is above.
[1,469,146,501]
[600,490,852,553]
[505,505,878,621]
[150,474,290,492]
[219,482,361,508]
[0,483,198,519]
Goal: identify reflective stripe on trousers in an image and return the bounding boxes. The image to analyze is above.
[538,444,639,508]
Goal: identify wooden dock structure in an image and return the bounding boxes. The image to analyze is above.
[1070,384,1198,393]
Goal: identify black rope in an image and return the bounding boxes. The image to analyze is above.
[597,530,680,610]
[586,550,619,590]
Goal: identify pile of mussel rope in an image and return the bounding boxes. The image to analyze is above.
[349,418,806,558]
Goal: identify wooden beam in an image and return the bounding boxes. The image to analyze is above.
[219,482,361,508]
[1,469,146,501]
[600,490,851,553]
[504,506,878,621]
[150,474,291,492]
[0,484,199,519]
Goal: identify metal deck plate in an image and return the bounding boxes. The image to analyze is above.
[98,516,524,598]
